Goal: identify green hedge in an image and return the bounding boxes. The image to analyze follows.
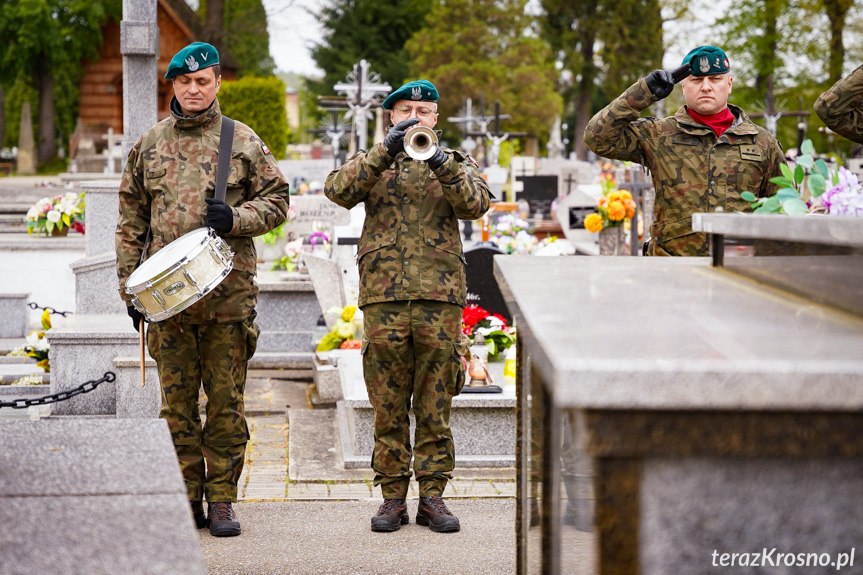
[219,76,288,160]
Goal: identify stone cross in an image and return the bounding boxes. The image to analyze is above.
[17,100,35,174]
[333,60,391,152]
[547,117,565,160]
[120,0,158,159]
[463,100,526,169]
[101,127,124,174]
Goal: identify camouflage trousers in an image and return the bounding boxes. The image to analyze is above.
[147,312,259,502]
[361,300,469,499]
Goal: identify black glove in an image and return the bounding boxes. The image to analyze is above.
[205,198,233,233]
[427,146,448,171]
[127,305,144,332]
[384,118,420,156]
[645,63,692,99]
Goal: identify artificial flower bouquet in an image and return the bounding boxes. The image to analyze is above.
[461,305,515,358]
[27,192,85,236]
[316,304,364,351]
[742,140,862,216]
[584,172,636,233]
[8,309,52,372]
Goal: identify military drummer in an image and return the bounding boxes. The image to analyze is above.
[324,80,491,533]
[115,42,289,536]
[815,65,863,144]
[585,45,786,256]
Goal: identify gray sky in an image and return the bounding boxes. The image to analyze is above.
[265,0,325,77]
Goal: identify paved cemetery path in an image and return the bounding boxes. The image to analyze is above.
[198,499,515,575]
[195,374,518,573]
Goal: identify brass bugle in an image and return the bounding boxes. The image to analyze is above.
[404,125,438,161]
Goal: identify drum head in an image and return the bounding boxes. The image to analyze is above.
[126,228,212,290]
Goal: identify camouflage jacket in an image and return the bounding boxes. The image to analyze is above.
[324,142,491,308]
[116,98,289,323]
[584,77,785,256]
[814,65,863,144]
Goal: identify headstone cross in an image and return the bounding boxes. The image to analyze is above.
[333,60,391,152]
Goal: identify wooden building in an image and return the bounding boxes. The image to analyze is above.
[75,0,238,155]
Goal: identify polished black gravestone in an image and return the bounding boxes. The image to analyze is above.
[515,175,558,219]
[465,244,512,323]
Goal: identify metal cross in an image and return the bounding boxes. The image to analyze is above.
[308,109,351,169]
[333,60,391,152]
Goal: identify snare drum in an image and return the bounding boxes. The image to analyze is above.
[126,228,234,322]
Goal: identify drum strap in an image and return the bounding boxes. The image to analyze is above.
[215,116,235,203]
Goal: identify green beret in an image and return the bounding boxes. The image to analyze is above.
[382,80,439,110]
[681,45,730,76]
[165,42,220,80]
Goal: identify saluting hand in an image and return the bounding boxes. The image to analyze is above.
[205,198,233,233]
[645,63,692,99]
[384,118,421,156]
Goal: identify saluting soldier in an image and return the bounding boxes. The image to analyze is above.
[115,42,289,537]
[324,80,491,533]
[815,66,863,144]
[585,45,786,256]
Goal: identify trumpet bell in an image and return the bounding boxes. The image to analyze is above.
[404,125,438,161]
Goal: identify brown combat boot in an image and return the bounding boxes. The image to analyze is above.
[416,496,460,533]
[190,501,208,529]
[208,502,241,537]
[371,498,409,532]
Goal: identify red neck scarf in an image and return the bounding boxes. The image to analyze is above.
[686,106,735,137]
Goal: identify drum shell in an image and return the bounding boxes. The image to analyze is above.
[126,229,234,322]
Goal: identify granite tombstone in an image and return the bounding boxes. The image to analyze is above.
[516,175,558,220]
[465,244,512,324]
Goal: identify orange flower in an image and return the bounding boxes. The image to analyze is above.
[608,201,626,221]
[624,198,636,219]
[620,190,633,201]
[584,213,604,233]
[598,196,609,208]
[607,191,622,204]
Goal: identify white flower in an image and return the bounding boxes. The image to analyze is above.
[47,210,62,223]
[25,331,41,348]
[38,198,53,212]
[34,337,50,352]
[26,207,39,220]
[64,192,79,203]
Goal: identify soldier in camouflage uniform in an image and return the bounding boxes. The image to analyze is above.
[115,43,289,537]
[815,66,863,144]
[324,80,491,533]
[585,45,785,256]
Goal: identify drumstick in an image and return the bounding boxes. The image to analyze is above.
[140,317,146,387]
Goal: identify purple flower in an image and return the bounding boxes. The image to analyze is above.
[821,167,863,216]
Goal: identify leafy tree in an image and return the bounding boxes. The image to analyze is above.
[821,0,855,81]
[310,0,434,101]
[0,0,120,161]
[406,0,562,143]
[198,0,275,78]
[541,0,664,159]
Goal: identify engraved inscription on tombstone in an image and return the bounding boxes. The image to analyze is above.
[516,175,558,219]
[465,245,512,324]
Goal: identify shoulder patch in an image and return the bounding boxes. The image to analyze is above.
[261,142,272,155]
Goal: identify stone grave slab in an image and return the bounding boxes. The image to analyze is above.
[465,245,511,323]
[113,355,160,418]
[256,270,318,363]
[337,354,515,468]
[303,252,346,313]
[0,293,28,338]
[555,185,602,255]
[0,418,205,575]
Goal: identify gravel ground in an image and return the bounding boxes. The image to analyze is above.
[198,499,515,575]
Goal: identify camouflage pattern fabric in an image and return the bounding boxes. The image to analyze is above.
[324,142,491,307]
[814,65,863,144]
[584,77,786,256]
[116,97,289,323]
[147,313,259,502]
[361,300,470,498]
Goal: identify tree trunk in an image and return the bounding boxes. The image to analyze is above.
[36,61,56,164]
[0,83,5,148]
[204,0,226,44]
[755,0,781,96]
[575,30,597,161]
[823,0,852,81]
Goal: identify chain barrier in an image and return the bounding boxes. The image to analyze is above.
[0,372,116,410]
[28,302,73,317]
